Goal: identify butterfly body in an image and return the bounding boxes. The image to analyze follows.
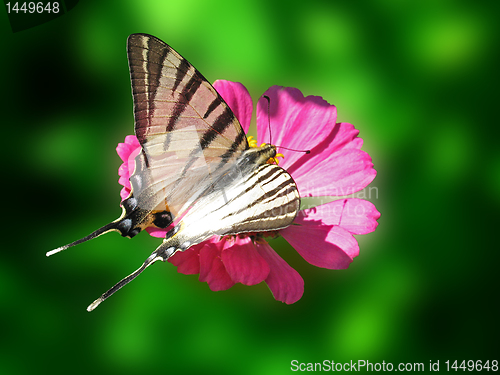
[49,34,300,311]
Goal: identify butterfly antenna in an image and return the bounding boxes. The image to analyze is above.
[263,95,272,144]
[46,221,119,257]
[262,95,310,155]
[87,240,178,311]
[277,145,311,154]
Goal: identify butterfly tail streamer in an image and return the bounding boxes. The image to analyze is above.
[86,236,180,312]
[46,221,121,257]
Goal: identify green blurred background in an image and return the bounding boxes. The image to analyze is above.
[2,0,499,374]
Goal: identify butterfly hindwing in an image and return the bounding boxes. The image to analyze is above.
[176,163,300,245]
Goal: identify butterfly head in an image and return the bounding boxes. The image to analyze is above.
[245,137,284,165]
[241,143,279,166]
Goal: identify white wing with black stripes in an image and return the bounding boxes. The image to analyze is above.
[48,33,300,311]
[127,33,249,224]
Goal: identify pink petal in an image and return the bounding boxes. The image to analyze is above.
[116,143,133,163]
[198,243,235,291]
[118,175,131,189]
[145,227,169,238]
[286,122,365,174]
[118,163,129,178]
[213,80,253,133]
[256,86,337,169]
[254,87,375,197]
[119,187,131,201]
[124,134,140,148]
[255,242,304,304]
[293,148,377,197]
[302,199,380,235]
[319,122,365,153]
[127,149,141,177]
[116,135,140,160]
[281,215,360,269]
[220,237,270,285]
[168,245,202,275]
[336,123,364,150]
[116,135,141,201]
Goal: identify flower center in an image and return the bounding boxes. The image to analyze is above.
[247,136,284,165]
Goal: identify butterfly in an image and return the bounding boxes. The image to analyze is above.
[48,34,300,311]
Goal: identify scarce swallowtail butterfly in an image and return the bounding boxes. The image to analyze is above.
[48,34,300,311]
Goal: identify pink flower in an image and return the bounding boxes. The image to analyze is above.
[116,80,380,304]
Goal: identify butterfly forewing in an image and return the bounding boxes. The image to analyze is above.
[126,34,248,223]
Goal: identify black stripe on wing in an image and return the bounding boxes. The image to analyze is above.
[199,106,235,150]
[172,57,191,93]
[219,131,247,164]
[203,96,222,119]
[146,37,169,129]
[163,71,204,150]
[223,166,298,219]
[183,163,301,238]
